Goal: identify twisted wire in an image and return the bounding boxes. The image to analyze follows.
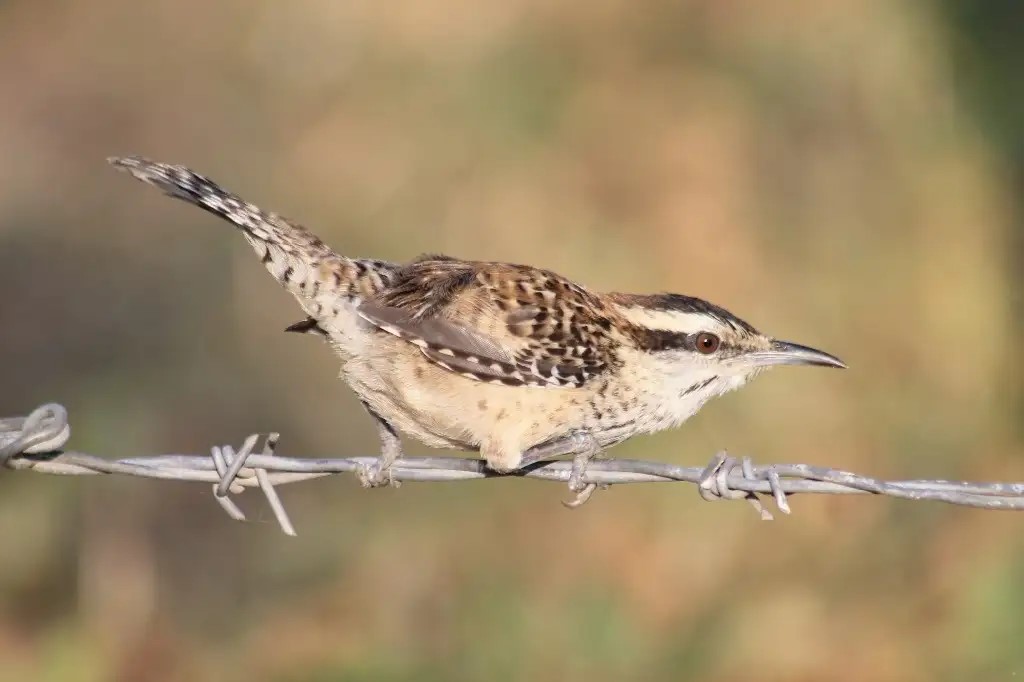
[4,403,1023,536]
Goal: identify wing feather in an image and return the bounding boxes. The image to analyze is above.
[360,259,626,387]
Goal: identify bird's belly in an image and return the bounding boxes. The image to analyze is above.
[341,339,700,458]
[342,342,596,454]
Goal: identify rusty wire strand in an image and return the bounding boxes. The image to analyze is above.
[3,403,1024,536]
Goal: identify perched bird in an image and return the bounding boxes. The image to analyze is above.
[109,156,845,499]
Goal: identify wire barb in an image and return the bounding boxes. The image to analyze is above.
[4,403,1024,535]
[209,433,296,536]
[696,453,792,521]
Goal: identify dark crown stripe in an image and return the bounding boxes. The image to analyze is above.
[621,293,758,334]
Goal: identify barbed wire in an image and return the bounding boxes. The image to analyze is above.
[3,403,1024,536]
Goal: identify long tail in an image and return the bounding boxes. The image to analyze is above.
[109,156,396,330]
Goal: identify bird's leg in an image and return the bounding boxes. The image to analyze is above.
[519,430,604,503]
[517,435,581,467]
[357,401,402,488]
[566,431,602,494]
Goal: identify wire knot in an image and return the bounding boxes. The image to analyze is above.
[209,433,296,536]
[0,403,72,469]
[697,451,791,520]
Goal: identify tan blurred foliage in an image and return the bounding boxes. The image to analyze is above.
[1,1,1022,680]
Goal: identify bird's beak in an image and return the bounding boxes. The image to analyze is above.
[746,340,847,369]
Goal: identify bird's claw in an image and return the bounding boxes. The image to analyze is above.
[562,482,599,508]
[561,434,604,508]
[358,460,400,488]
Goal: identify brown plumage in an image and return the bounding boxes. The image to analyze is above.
[361,259,632,388]
[109,156,845,491]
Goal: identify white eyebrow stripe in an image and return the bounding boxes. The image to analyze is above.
[614,305,726,335]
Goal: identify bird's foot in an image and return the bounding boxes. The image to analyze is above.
[357,458,400,488]
[358,403,403,489]
[516,431,607,507]
[562,432,606,509]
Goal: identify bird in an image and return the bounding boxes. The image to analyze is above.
[109,155,845,501]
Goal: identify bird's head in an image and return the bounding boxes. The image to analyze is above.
[611,293,845,411]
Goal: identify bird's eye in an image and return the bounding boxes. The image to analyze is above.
[695,332,720,354]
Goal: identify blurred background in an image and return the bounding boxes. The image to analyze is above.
[1,1,1023,680]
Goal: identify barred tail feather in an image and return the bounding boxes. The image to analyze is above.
[108,156,397,322]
